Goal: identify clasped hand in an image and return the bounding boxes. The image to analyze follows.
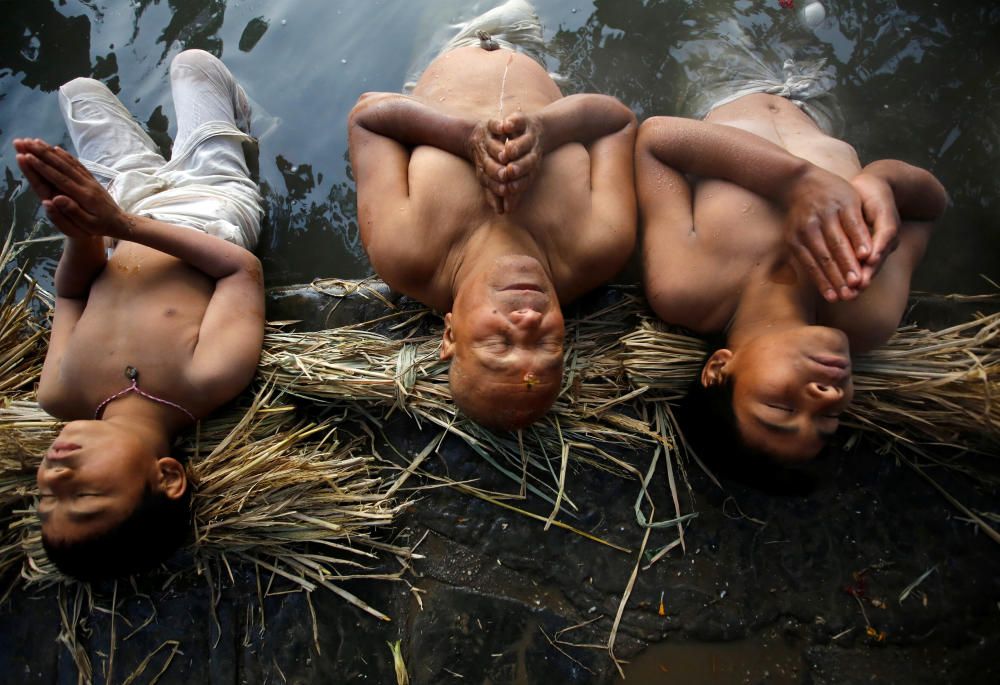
[14,138,131,241]
[783,166,899,301]
[469,112,542,214]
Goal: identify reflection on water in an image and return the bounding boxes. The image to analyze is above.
[0,0,997,292]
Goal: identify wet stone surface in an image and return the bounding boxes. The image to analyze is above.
[1,284,998,684]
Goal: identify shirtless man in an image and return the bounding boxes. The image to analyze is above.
[639,61,946,463]
[15,50,264,580]
[348,3,636,429]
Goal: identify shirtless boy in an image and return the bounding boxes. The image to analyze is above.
[348,2,636,429]
[16,50,264,580]
[639,54,946,463]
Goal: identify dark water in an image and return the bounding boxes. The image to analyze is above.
[1,0,998,293]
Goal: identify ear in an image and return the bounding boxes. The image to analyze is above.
[700,349,733,388]
[440,312,455,361]
[156,457,188,500]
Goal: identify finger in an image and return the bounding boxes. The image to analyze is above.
[867,205,899,269]
[484,135,506,163]
[503,151,540,182]
[23,153,78,194]
[503,134,537,162]
[803,220,855,299]
[476,166,507,198]
[859,262,877,289]
[41,145,93,186]
[790,240,838,302]
[487,118,507,137]
[52,194,97,226]
[15,154,56,200]
[503,112,527,137]
[479,152,507,182]
[41,199,86,238]
[800,222,849,297]
[13,138,36,154]
[839,205,871,261]
[821,218,862,289]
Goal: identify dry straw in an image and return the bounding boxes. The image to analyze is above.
[622,309,1000,452]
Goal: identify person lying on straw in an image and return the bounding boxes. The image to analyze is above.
[348,0,636,430]
[638,26,947,464]
[13,50,264,581]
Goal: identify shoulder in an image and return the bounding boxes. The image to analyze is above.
[645,266,738,333]
[36,384,80,420]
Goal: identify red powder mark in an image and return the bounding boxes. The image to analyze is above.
[780,0,795,8]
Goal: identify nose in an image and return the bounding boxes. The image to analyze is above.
[37,463,73,491]
[807,382,843,405]
[508,308,542,328]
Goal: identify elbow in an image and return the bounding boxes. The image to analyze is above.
[637,116,687,163]
[348,93,379,130]
[349,92,396,131]
[926,175,949,220]
[240,254,265,292]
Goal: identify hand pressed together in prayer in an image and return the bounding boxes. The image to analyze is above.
[470,112,543,214]
[14,138,131,241]
[781,165,897,302]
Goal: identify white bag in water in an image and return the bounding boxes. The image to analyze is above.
[799,2,827,30]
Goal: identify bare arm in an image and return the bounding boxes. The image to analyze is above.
[348,92,478,160]
[857,160,947,222]
[347,93,425,283]
[637,119,732,330]
[639,116,874,302]
[556,106,638,301]
[19,138,265,402]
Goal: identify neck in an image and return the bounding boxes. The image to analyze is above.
[727,261,819,348]
[449,218,552,305]
[101,397,177,454]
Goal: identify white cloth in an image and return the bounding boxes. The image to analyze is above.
[57,50,262,249]
[677,19,843,136]
[404,0,548,93]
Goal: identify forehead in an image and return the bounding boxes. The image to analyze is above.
[39,496,136,542]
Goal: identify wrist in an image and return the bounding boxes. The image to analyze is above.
[781,162,825,207]
[109,209,136,240]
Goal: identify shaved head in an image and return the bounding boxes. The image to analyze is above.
[449,355,561,430]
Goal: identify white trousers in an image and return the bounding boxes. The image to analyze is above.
[58,50,262,249]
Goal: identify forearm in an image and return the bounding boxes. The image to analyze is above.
[536,94,635,152]
[639,116,816,205]
[349,92,477,160]
[861,160,948,221]
[54,236,106,298]
[121,214,260,279]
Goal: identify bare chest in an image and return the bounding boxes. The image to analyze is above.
[55,256,214,417]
